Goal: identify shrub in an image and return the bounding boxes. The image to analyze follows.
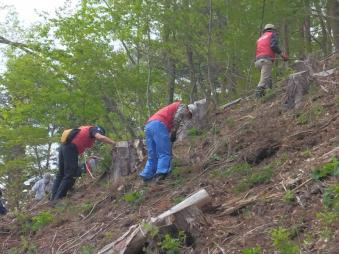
[311,157,339,180]
[242,244,261,254]
[31,211,54,232]
[270,227,299,254]
[159,231,186,254]
[234,164,273,192]
[283,190,295,203]
[80,243,93,254]
[187,128,203,137]
[123,190,144,204]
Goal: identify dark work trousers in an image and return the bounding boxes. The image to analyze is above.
[51,143,78,200]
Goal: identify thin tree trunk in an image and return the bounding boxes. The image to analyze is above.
[166,56,176,104]
[304,0,312,53]
[327,0,339,51]
[314,1,330,55]
[102,96,137,138]
[282,19,289,55]
[146,21,152,117]
[207,0,216,104]
[186,45,197,103]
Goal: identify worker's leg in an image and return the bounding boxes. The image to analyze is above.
[50,146,65,200]
[52,144,78,200]
[154,122,171,176]
[139,121,157,180]
[255,59,273,97]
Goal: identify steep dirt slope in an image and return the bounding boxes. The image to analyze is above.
[0,60,338,254]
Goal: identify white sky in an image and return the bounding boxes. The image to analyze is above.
[0,0,68,24]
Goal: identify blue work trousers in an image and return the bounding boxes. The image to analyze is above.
[139,120,172,180]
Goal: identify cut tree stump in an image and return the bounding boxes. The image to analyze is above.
[97,189,211,254]
[283,70,312,110]
[178,98,209,141]
[110,139,145,183]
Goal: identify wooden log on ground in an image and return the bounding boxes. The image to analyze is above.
[97,189,211,254]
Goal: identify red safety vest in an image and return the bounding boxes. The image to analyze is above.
[71,125,96,155]
[147,101,180,131]
[256,31,275,59]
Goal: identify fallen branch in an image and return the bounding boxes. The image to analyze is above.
[221,98,242,110]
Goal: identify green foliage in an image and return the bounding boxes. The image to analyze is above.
[187,128,203,137]
[302,148,312,158]
[316,211,337,239]
[283,190,295,203]
[16,210,53,235]
[310,157,339,180]
[295,103,325,125]
[123,190,144,204]
[142,222,159,238]
[322,184,339,212]
[159,231,186,254]
[80,243,94,254]
[242,244,261,254]
[30,211,54,232]
[8,236,37,254]
[212,162,251,179]
[234,164,274,192]
[172,195,185,204]
[270,227,299,254]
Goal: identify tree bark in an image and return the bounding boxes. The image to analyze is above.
[304,0,312,54]
[314,1,330,55]
[327,0,339,51]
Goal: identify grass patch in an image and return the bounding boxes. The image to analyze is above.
[123,190,144,205]
[242,244,261,254]
[295,103,325,125]
[187,127,203,137]
[211,163,251,179]
[270,227,299,254]
[234,163,274,193]
[310,157,339,180]
[283,190,295,203]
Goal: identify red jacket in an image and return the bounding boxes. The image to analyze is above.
[71,126,96,155]
[147,101,180,131]
[256,31,275,59]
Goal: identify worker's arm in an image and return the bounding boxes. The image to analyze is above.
[270,33,282,55]
[94,133,116,146]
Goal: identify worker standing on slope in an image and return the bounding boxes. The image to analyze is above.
[30,173,54,200]
[51,125,116,201]
[139,101,196,182]
[255,24,288,98]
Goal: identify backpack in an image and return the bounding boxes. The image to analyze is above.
[60,128,80,144]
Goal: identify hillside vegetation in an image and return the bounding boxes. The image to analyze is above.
[0,54,338,253]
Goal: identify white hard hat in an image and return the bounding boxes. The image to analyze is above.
[187,104,197,116]
[264,24,275,30]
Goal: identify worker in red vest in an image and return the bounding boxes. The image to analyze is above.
[255,24,288,98]
[51,125,115,201]
[140,102,196,182]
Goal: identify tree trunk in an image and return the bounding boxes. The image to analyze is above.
[186,45,198,103]
[314,1,330,55]
[327,0,339,51]
[102,96,137,138]
[166,56,176,104]
[304,0,312,54]
[206,0,216,105]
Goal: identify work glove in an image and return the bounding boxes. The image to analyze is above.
[281,52,289,61]
[170,132,177,143]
